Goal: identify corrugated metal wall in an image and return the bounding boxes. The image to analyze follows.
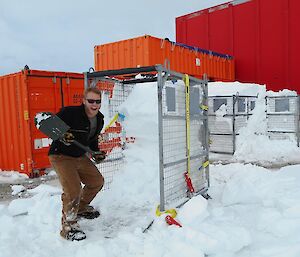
[0,71,32,173]
[176,0,300,92]
[0,69,84,176]
[94,35,235,81]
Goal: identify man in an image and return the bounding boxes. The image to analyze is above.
[49,87,105,241]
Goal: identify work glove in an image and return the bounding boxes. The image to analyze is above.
[61,132,75,145]
[92,151,106,164]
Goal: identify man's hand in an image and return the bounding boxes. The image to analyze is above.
[92,151,106,164]
[61,132,75,145]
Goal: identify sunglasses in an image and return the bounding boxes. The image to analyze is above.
[86,99,101,104]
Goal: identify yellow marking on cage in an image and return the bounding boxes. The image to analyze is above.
[183,74,191,176]
[104,113,119,130]
[156,205,177,218]
[203,160,209,168]
[200,104,208,111]
[199,160,210,171]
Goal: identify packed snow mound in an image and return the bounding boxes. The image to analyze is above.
[233,89,300,165]
[208,82,300,166]
[208,81,266,96]
[267,89,297,96]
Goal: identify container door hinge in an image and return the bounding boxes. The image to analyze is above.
[24,110,29,121]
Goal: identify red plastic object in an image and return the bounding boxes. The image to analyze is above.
[165,215,182,227]
[184,172,195,193]
[176,0,300,93]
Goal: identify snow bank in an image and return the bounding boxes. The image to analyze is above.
[208,81,266,96]
[1,81,300,256]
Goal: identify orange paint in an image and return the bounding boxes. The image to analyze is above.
[0,69,84,176]
[94,35,235,81]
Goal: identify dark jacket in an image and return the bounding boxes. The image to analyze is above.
[48,104,104,157]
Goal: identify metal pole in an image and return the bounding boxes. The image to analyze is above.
[184,74,191,176]
[157,70,165,212]
[232,95,236,154]
[202,74,210,188]
[83,72,89,89]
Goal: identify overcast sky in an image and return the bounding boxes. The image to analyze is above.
[0,0,228,75]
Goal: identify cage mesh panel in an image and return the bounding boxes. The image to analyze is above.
[208,116,233,134]
[163,162,188,207]
[266,96,299,141]
[93,81,134,190]
[161,80,208,210]
[210,134,234,153]
[267,115,297,132]
[190,157,207,191]
[108,82,134,117]
[190,119,204,156]
[162,119,186,163]
[267,96,298,113]
[208,96,257,154]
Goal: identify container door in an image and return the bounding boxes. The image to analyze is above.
[27,75,62,172]
[61,76,85,106]
[28,74,84,173]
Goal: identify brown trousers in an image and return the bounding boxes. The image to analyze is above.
[49,154,104,233]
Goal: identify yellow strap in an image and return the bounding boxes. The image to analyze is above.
[200,104,208,111]
[156,205,177,218]
[203,160,209,168]
[104,113,119,131]
[199,160,210,171]
[183,74,191,176]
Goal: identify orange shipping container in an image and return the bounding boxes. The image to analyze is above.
[94,35,235,81]
[0,68,84,177]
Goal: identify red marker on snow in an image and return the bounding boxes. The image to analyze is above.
[165,215,182,227]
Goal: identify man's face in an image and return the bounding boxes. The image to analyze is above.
[83,91,101,118]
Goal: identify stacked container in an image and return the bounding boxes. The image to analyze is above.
[94,35,235,81]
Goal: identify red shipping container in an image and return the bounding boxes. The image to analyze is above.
[0,68,84,177]
[176,0,300,93]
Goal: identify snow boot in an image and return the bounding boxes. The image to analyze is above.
[61,223,86,241]
[77,205,100,220]
[65,229,86,241]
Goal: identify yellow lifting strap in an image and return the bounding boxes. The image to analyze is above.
[200,104,208,111]
[183,74,191,176]
[156,205,177,219]
[203,160,210,168]
[104,113,119,131]
[198,160,210,171]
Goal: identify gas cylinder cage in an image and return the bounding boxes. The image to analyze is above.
[84,65,209,211]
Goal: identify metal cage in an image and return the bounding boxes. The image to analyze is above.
[208,95,257,154]
[84,65,209,211]
[266,95,300,145]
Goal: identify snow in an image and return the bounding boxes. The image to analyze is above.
[208,81,266,96]
[1,81,300,257]
[0,171,28,183]
[34,112,52,129]
[10,185,25,196]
